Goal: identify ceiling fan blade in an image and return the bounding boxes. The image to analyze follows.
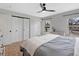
[40,3,43,9]
[38,3,55,13]
[45,10,55,12]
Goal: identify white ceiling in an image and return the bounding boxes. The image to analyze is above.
[0,3,79,17]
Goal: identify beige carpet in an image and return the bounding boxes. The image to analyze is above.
[5,41,23,56]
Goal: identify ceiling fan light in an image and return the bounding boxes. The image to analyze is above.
[42,11,46,12]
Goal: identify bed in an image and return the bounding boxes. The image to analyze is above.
[20,34,79,56]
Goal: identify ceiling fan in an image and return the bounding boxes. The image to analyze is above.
[37,3,56,13]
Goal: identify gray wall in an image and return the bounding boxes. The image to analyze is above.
[43,9,79,36]
[51,16,69,35]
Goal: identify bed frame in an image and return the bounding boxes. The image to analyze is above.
[20,47,30,56]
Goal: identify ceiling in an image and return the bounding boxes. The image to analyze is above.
[0,3,79,17]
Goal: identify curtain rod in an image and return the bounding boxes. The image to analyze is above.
[12,15,30,19]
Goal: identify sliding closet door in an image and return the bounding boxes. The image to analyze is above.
[11,17,23,42]
[24,19,29,40]
[7,17,30,43]
[11,17,30,42]
[0,14,30,44]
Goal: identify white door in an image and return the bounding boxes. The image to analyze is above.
[11,18,30,41]
[7,17,30,44]
[24,19,29,40]
[11,17,23,42]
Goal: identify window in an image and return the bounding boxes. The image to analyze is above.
[69,17,79,33]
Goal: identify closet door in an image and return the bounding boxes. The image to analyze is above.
[8,17,29,43]
[24,19,29,40]
[11,17,23,42]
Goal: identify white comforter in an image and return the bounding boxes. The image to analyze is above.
[21,33,79,56]
[22,34,59,56]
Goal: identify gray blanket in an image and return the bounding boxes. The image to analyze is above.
[33,37,75,56]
